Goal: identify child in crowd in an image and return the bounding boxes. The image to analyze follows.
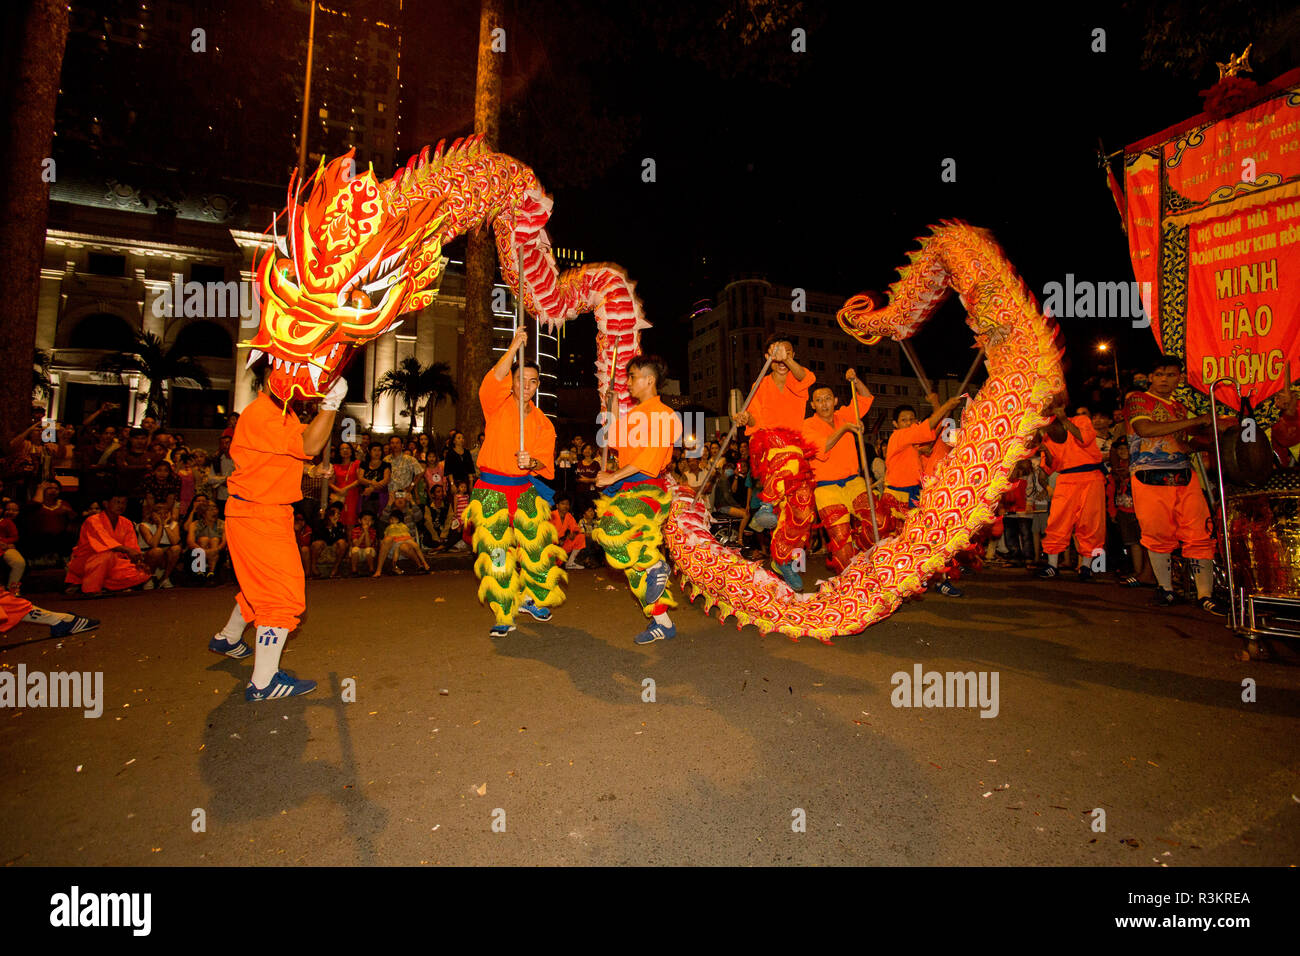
[451,481,471,552]
[351,512,378,575]
[293,510,312,574]
[374,510,430,576]
[1,500,24,596]
[551,496,586,571]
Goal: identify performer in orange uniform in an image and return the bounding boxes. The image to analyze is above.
[732,336,816,590]
[1037,397,1106,581]
[1,591,97,638]
[593,354,681,644]
[884,393,963,595]
[464,326,567,638]
[206,376,347,700]
[802,369,875,572]
[884,393,959,507]
[64,494,151,595]
[1124,355,1235,614]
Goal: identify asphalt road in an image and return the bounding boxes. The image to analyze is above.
[2,562,1297,867]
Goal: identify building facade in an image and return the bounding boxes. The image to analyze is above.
[687,278,954,437]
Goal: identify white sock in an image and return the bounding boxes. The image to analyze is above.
[1192,558,1214,600]
[21,607,73,626]
[1046,553,1059,568]
[250,626,289,688]
[653,612,673,627]
[218,604,247,643]
[1150,551,1173,591]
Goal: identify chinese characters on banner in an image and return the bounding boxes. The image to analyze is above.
[1121,68,1300,413]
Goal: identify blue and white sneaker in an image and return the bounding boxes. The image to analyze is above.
[935,580,964,597]
[245,670,316,702]
[209,634,252,659]
[50,616,99,639]
[644,562,670,605]
[519,600,551,622]
[489,623,516,639]
[633,621,677,645]
[771,560,803,591]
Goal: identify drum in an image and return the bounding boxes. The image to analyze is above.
[1225,470,1300,599]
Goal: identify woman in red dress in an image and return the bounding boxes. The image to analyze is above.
[330,441,361,529]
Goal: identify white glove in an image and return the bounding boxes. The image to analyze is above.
[320,376,348,411]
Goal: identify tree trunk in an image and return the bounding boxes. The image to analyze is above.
[0,1,68,438]
[456,0,503,440]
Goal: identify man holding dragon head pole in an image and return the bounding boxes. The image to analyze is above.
[206,372,347,700]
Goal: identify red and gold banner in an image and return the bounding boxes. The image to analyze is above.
[1121,68,1300,413]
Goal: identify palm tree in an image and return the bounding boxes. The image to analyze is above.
[33,349,52,401]
[373,357,458,437]
[98,332,212,425]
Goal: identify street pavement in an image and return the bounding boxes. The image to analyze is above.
[1,562,1297,867]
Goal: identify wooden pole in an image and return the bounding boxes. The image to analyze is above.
[297,0,316,177]
[850,382,881,545]
[956,346,986,399]
[600,348,618,472]
[899,339,932,396]
[695,353,774,501]
[516,244,525,456]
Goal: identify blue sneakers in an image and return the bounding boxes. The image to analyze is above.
[935,580,964,597]
[209,634,252,659]
[644,562,670,605]
[246,670,316,702]
[771,560,803,591]
[519,600,552,622]
[633,621,677,645]
[51,616,99,639]
[489,623,516,639]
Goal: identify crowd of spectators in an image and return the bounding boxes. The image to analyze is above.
[5,362,1221,602]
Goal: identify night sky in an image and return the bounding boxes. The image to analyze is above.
[52,0,1298,392]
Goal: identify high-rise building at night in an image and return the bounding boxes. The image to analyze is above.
[686,277,952,432]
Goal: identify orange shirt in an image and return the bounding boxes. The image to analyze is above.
[1042,415,1102,483]
[746,371,816,434]
[802,401,870,483]
[477,370,556,480]
[922,435,952,478]
[227,392,309,505]
[612,394,679,478]
[71,512,140,560]
[552,510,582,544]
[885,421,936,488]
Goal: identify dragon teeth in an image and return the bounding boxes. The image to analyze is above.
[307,364,322,388]
[246,349,264,369]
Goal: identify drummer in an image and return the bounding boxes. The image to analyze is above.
[1122,355,1236,615]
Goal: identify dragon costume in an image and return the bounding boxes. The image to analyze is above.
[663,222,1064,643]
[246,142,1059,646]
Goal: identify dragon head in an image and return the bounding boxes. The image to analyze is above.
[245,150,447,402]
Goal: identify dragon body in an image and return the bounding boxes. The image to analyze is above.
[247,136,646,412]
[663,222,1064,642]
[251,144,1059,644]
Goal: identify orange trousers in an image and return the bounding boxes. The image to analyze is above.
[0,591,34,633]
[65,551,150,594]
[1041,477,1105,557]
[1131,472,1215,558]
[226,500,305,631]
